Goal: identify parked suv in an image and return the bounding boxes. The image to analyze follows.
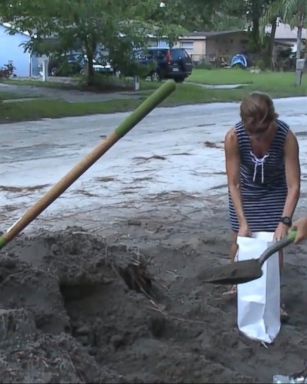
[135,47,193,82]
[49,53,113,76]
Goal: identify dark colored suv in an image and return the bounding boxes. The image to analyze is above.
[135,47,193,82]
[48,53,113,76]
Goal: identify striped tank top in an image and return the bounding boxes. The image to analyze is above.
[229,119,289,232]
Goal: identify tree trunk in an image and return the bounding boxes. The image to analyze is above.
[87,54,95,86]
[133,75,140,91]
[296,21,303,60]
[250,0,261,52]
[84,37,97,86]
[269,17,277,70]
[251,16,260,51]
[295,11,305,86]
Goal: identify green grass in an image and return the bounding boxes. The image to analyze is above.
[188,68,307,94]
[3,76,159,92]
[2,78,79,89]
[0,91,39,100]
[0,98,143,123]
[0,84,229,123]
[189,68,254,84]
[0,69,306,123]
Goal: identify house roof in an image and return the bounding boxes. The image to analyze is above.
[179,30,246,39]
[265,22,307,40]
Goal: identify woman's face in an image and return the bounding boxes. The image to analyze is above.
[246,120,275,140]
[241,94,277,140]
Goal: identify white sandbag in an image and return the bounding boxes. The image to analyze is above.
[237,232,280,343]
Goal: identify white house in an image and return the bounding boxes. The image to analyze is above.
[0,23,41,77]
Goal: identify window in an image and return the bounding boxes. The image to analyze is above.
[180,41,193,53]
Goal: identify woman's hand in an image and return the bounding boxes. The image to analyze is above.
[274,222,288,241]
[291,218,307,244]
[238,221,251,237]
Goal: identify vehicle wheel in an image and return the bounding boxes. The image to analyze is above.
[174,77,185,83]
[150,71,161,82]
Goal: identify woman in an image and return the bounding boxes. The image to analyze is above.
[224,92,300,295]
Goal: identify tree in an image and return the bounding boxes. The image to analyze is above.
[217,0,273,52]
[0,0,195,84]
[261,0,307,65]
[259,2,279,69]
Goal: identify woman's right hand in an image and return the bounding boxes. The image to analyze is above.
[238,221,251,237]
[291,218,307,244]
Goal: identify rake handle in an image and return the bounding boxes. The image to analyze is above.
[0,80,176,249]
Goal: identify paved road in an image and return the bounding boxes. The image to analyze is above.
[1,98,307,233]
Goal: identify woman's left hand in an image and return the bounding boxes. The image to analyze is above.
[274,223,289,241]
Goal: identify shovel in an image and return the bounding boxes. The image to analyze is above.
[0,80,176,250]
[200,229,297,285]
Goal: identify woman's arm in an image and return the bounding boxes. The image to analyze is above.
[282,131,300,218]
[274,130,300,240]
[225,129,250,235]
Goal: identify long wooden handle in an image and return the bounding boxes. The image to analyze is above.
[0,80,176,249]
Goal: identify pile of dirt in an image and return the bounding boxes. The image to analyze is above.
[0,228,307,383]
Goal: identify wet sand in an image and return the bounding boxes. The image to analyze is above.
[1,194,307,383]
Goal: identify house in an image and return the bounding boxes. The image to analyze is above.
[265,22,306,70]
[0,23,41,77]
[265,21,307,50]
[147,35,170,49]
[177,23,307,66]
[176,30,249,65]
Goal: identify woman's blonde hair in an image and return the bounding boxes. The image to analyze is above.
[240,92,278,133]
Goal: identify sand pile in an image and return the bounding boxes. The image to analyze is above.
[0,228,306,383]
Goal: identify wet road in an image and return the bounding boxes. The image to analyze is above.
[1,98,307,233]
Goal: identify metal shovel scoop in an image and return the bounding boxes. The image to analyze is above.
[200,229,297,285]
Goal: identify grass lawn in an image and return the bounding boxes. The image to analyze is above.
[3,76,159,91]
[3,78,79,89]
[157,68,307,106]
[0,69,306,123]
[0,98,141,123]
[188,68,307,97]
[0,91,39,101]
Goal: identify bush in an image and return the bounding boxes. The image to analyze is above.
[78,73,134,91]
[197,62,213,70]
[255,59,266,71]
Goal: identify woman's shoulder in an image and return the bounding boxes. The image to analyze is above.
[235,120,244,128]
[276,119,290,132]
[225,122,245,142]
[225,127,238,146]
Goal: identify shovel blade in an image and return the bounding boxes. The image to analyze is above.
[200,259,263,285]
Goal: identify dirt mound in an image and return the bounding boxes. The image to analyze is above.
[0,228,306,383]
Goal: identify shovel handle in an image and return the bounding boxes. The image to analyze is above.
[259,229,297,266]
[0,80,176,250]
